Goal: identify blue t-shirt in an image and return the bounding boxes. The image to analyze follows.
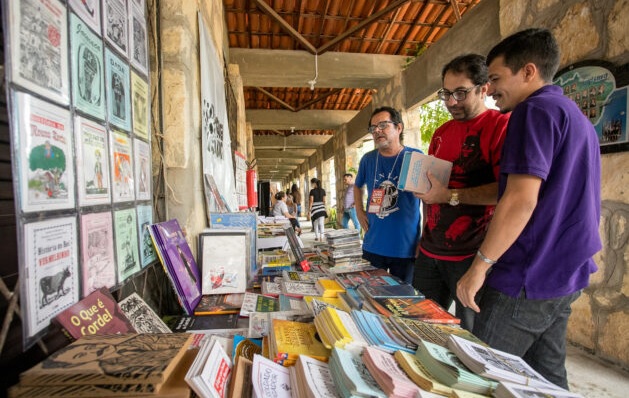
[355,146,422,258]
[488,85,601,299]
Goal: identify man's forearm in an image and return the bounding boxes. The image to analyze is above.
[457,182,499,205]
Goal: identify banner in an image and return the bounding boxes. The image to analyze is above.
[199,13,237,211]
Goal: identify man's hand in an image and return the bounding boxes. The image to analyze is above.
[356,209,369,232]
[456,261,490,313]
[414,172,450,204]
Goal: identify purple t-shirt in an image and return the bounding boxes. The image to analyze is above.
[487,85,601,299]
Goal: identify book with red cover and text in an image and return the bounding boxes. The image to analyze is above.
[149,219,202,315]
[52,287,135,341]
[373,297,460,324]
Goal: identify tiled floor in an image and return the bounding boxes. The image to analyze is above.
[296,218,629,397]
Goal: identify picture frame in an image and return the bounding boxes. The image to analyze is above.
[554,59,629,154]
[198,229,250,295]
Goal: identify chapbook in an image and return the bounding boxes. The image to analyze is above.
[163,314,240,334]
[362,345,422,397]
[194,293,245,315]
[373,297,460,324]
[119,293,172,334]
[52,287,135,341]
[184,337,232,398]
[251,354,292,398]
[329,347,386,398]
[398,151,453,194]
[269,319,330,365]
[149,220,202,315]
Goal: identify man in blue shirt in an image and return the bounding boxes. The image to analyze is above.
[355,106,422,284]
[457,28,602,389]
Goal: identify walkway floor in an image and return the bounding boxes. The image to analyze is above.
[294,218,629,397]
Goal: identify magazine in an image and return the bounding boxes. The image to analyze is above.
[22,217,79,340]
[131,71,149,139]
[114,208,141,283]
[74,116,111,206]
[119,293,171,333]
[105,48,132,131]
[8,0,70,104]
[80,212,116,296]
[70,13,106,120]
[129,6,149,75]
[103,0,128,58]
[110,129,135,202]
[133,139,151,200]
[136,204,157,267]
[69,0,101,34]
[14,92,75,212]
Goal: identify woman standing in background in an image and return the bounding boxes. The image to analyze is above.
[308,178,327,241]
[291,184,302,217]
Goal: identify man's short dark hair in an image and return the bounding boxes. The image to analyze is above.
[370,106,404,140]
[442,54,488,86]
[343,173,353,178]
[487,28,560,83]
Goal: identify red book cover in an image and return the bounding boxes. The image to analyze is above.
[373,297,460,324]
[52,287,135,341]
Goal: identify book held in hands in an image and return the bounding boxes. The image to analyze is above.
[398,151,453,194]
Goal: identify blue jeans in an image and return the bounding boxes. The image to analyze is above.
[473,286,581,389]
[362,250,415,284]
[413,252,477,331]
[342,207,361,232]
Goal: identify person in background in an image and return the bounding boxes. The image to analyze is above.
[457,28,602,389]
[272,191,301,235]
[413,54,510,331]
[286,193,301,232]
[340,173,361,233]
[308,178,327,241]
[354,106,422,284]
[291,184,302,217]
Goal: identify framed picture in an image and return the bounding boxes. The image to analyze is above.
[554,60,629,154]
[69,0,101,35]
[198,229,250,295]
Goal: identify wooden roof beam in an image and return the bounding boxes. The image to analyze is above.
[252,0,317,54]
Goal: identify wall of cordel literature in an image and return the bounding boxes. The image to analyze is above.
[2,0,155,350]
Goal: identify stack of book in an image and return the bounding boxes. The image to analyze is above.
[313,307,369,354]
[258,250,292,275]
[328,347,387,398]
[193,293,245,316]
[324,229,363,266]
[185,336,232,398]
[315,278,345,298]
[289,355,341,398]
[10,333,194,397]
[268,319,331,366]
[368,297,460,325]
[350,309,417,354]
[362,345,422,397]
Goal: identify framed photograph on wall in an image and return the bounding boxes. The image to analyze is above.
[198,229,250,295]
[554,60,629,154]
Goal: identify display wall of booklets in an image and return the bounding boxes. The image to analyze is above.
[4,0,153,348]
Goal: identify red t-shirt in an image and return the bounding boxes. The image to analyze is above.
[420,109,509,259]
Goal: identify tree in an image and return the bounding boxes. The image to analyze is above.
[418,100,451,152]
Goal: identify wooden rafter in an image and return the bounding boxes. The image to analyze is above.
[395,0,431,55]
[254,87,296,111]
[252,0,317,54]
[449,0,462,21]
[294,88,343,111]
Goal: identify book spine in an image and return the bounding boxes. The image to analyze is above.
[397,151,412,190]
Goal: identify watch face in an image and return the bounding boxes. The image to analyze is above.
[449,192,459,206]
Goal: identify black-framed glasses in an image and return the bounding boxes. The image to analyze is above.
[368,120,396,134]
[437,85,479,102]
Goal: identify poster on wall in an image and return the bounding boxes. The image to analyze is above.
[80,211,116,297]
[136,204,157,268]
[234,151,248,210]
[14,91,76,213]
[106,49,132,131]
[21,217,79,341]
[110,129,135,202]
[70,13,106,121]
[74,116,111,206]
[130,5,148,76]
[69,0,102,35]
[103,0,128,58]
[134,139,151,201]
[198,13,238,213]
[7,0,70,105]
[554,61,629,154]
[114,208,140,283]
[131,71,149,140]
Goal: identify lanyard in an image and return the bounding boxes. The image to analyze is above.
[373,146,404,188]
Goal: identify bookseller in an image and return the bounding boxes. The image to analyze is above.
[412,54,510,331]
[354,106,422,284]
[456,28,602,389]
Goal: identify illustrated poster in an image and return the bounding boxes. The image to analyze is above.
[70,13,106,120]
[130,6,148,76]
[103,0,128,58]
[134,139,151,200]
[234,151,248,210]
[110,129,135,202]
[131,71,149,140]
[22,217,79,341]
[136,204,157,268]
[68,0,102,35]
[8,0,69,104]
[114,208,141,283]
[15,92,76,213]
[106,48,132,131]
[80,212,116,296]
[554,65,628,148]
[75,116,111,206]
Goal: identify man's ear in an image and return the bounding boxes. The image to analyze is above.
[522,62,538,82]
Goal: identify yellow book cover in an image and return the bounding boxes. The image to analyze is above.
[270,319,330,363]
[315,279,345,298]
[322,307,352,345]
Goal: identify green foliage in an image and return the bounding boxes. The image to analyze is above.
[29,143,66,172]
[418,100,451,151]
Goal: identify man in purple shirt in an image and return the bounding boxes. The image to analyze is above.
[341,173,361,233]
[457,28,602,389]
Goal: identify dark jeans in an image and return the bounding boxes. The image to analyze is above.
[362,250,415,284]
[473,286,581,389]
[413,252,477,331]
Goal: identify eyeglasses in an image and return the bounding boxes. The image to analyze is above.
[437,85,479,102]
[368,120,397,134]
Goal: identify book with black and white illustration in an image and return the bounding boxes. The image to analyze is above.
[80,211,116,296]
[105,49,132,131]
[119,292,171,333]
[69,0,101,34]
[114,208,141,283]
[103,0,128,58]
[136,204,157,267]
[131,72,149,140]
[134,139,151,200]
[129,5,149,75]
[494,381,583,398]
[398,151,453,194]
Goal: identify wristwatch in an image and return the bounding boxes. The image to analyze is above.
[449,190,460,206]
